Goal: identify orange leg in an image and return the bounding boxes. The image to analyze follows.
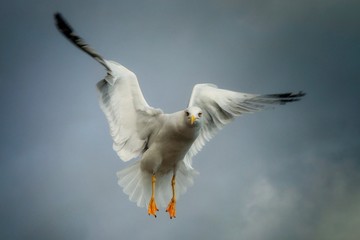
[148,174,158,217]
[166,175,176,219]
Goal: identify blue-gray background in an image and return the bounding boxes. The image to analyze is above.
[1,0,359,239]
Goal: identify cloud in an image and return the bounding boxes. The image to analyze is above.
[239,177,301,240]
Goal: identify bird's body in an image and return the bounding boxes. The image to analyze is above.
[55,13,305,219]
[140,110,200,176]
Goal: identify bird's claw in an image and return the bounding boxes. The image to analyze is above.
[148,197,159,218]
[166,198,176,219]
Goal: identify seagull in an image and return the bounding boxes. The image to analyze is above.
[54,13,305,219]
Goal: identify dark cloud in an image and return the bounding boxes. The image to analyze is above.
[1,0,359,239]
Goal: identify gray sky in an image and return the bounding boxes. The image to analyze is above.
[1,0,360,239]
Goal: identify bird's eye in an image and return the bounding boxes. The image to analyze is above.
[185,111,190,116]
[198,112,202,117]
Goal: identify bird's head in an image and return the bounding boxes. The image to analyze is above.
[184,106,203,127]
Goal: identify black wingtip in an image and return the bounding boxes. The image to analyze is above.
[292,91,306,101]
[295,91,306,98]
[266,91,306,99]
[53,12,111,71]
[54,12,61,19]
[262,91,306,104]
[54,12,73,35]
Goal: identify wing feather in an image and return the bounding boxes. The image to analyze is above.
[184,84,305,168]
[55,13,163,161]
[97,62,163,161]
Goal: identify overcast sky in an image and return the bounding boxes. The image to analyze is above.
[1,0,360,239]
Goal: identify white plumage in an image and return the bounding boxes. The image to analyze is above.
[55,13,305,218]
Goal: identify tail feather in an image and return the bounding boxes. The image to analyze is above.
[117,161,198,208]
[129,179,143,206]
[122,170,140,194]
[176,162,198,195]
[117,162,150,207]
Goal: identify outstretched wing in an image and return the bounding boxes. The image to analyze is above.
[55,13,163,161]
[184,83,305,168]
[96,62,163,161]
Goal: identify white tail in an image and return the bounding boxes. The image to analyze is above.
[117,161,198,208]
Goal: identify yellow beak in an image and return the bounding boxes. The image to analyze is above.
[190,115,196,125]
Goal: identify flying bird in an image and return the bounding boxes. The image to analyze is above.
[54,13,305,219]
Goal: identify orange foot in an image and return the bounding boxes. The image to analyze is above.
[148,197,159,218]
[166,198,176,219]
